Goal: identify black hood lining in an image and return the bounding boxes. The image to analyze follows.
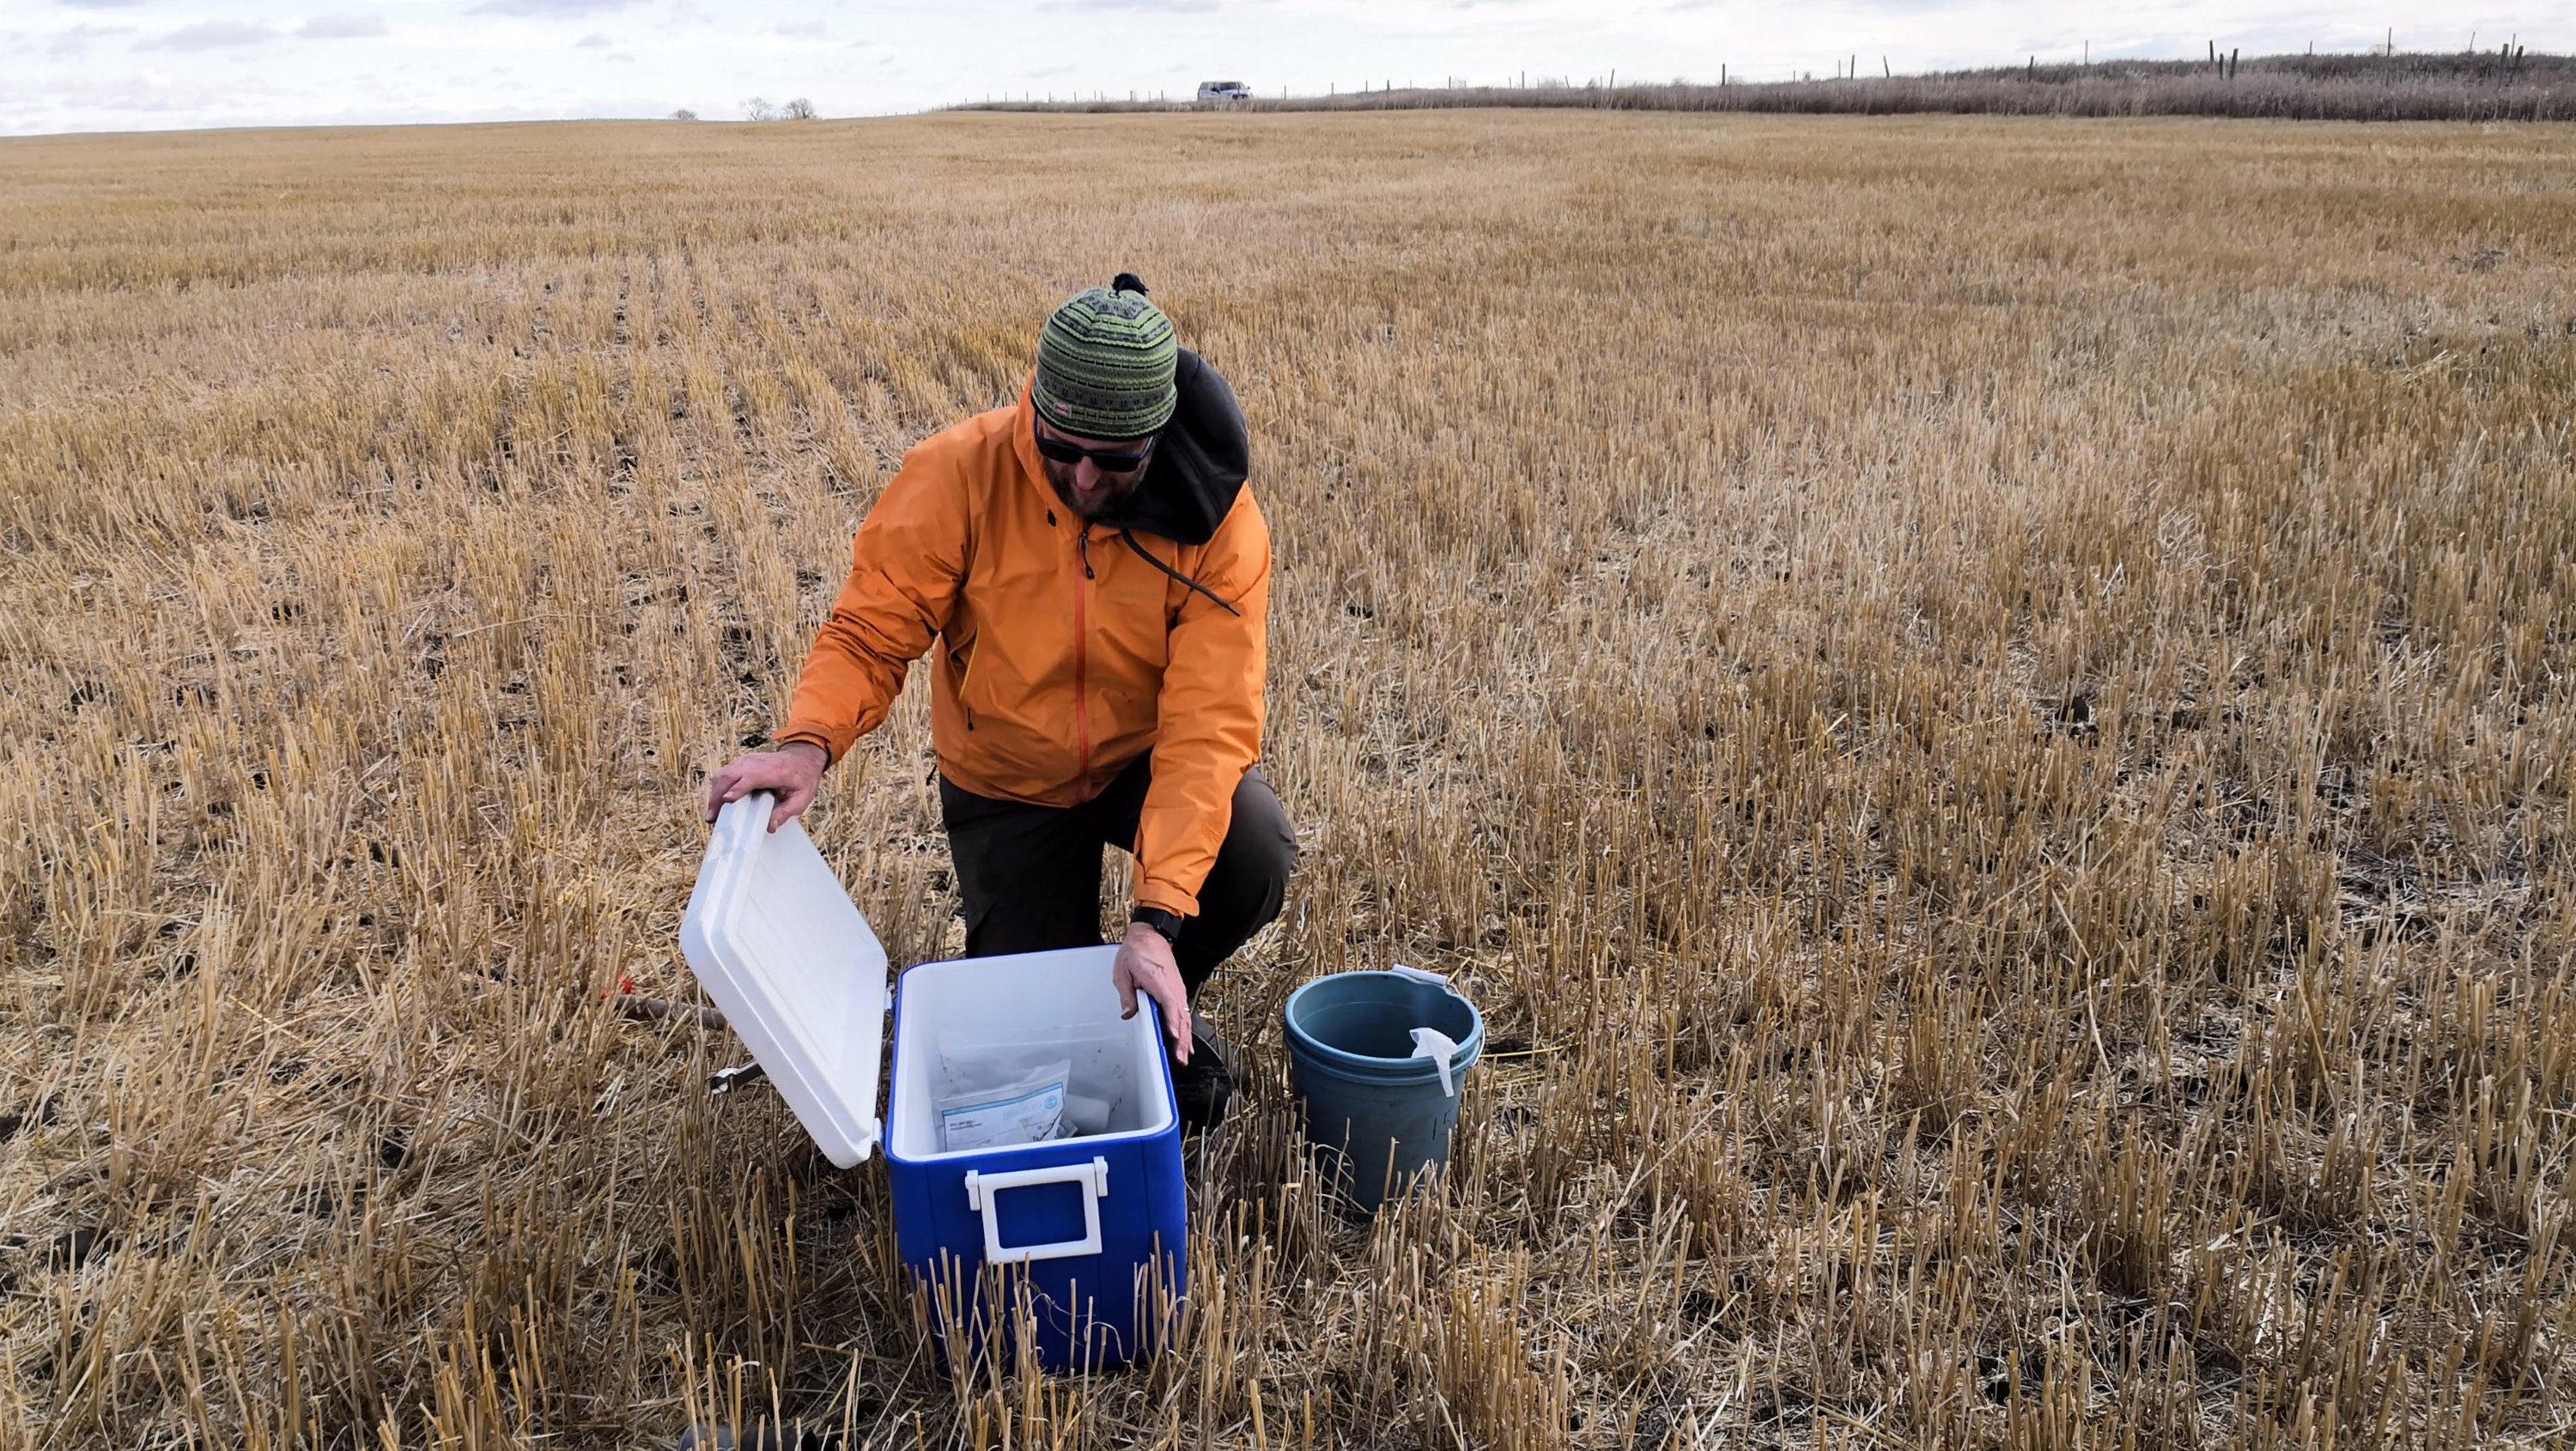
[1089,348,1249,548]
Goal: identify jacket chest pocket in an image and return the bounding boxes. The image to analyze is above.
[1091,582,1172,672]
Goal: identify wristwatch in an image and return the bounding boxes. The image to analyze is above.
[1131,907,1184,946]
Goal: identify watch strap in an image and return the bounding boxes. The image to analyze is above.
[1133,907,1184,945]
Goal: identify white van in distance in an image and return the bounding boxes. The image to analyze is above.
[1195,81,1253,101]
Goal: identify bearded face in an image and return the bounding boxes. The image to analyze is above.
[1034,416,1155,519]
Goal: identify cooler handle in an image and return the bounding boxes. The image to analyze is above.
[963,1157,1110,1264]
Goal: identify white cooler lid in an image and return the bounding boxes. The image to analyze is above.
[678,792,889,1166]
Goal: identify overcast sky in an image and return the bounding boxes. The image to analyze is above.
[4,1,2566,137]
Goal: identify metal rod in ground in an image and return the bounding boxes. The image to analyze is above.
[708,1062,767,1096]
[615,993,728,1031]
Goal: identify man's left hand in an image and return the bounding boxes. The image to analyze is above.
[1112,922,1192,1064]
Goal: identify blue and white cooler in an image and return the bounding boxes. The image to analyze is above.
[679,793,1188,1371]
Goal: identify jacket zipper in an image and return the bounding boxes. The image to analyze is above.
[1073,525,1094,782]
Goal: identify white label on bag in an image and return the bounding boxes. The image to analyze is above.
[939,1079,1069,1152]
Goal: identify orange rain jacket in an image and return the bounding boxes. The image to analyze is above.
[774,357,1271,920]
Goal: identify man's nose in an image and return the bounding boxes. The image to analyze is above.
[1075,460,1102,492]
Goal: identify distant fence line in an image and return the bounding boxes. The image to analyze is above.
[951,52,2576,124]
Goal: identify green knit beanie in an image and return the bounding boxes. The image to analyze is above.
[1032,282,1177,440]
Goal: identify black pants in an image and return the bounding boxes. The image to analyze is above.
[941,757,1294,1132]
[939,756,1296,996]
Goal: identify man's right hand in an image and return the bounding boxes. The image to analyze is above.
[704,741,828,833]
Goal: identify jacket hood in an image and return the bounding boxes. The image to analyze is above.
[1097,348,1249,546]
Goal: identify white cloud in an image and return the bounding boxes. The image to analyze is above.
[7,67,292,126]
[468,0,637,15]
[137,19,277,51]
[46,22,134,55]
[775,18,829,38]
[297,15,390,39]
[577,31,614,46]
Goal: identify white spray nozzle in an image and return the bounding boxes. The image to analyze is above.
[1410,1028,1460,1097]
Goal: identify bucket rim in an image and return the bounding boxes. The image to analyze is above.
[1282,970,1484,1078]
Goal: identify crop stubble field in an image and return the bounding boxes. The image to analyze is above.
[1,111,2572,1448]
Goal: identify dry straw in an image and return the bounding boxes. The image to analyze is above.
[0,108,2570,1448]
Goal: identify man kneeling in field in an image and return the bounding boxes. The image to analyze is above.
[702,274,1291,1130]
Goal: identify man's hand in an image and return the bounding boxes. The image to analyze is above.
[1112,921,1192,1064]
[703,741,828,833]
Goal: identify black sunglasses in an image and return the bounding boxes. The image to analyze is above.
[1033,417,1155,472]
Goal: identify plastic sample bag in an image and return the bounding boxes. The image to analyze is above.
[935,1022,1131,1151]
[936,1056,1072,1152]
